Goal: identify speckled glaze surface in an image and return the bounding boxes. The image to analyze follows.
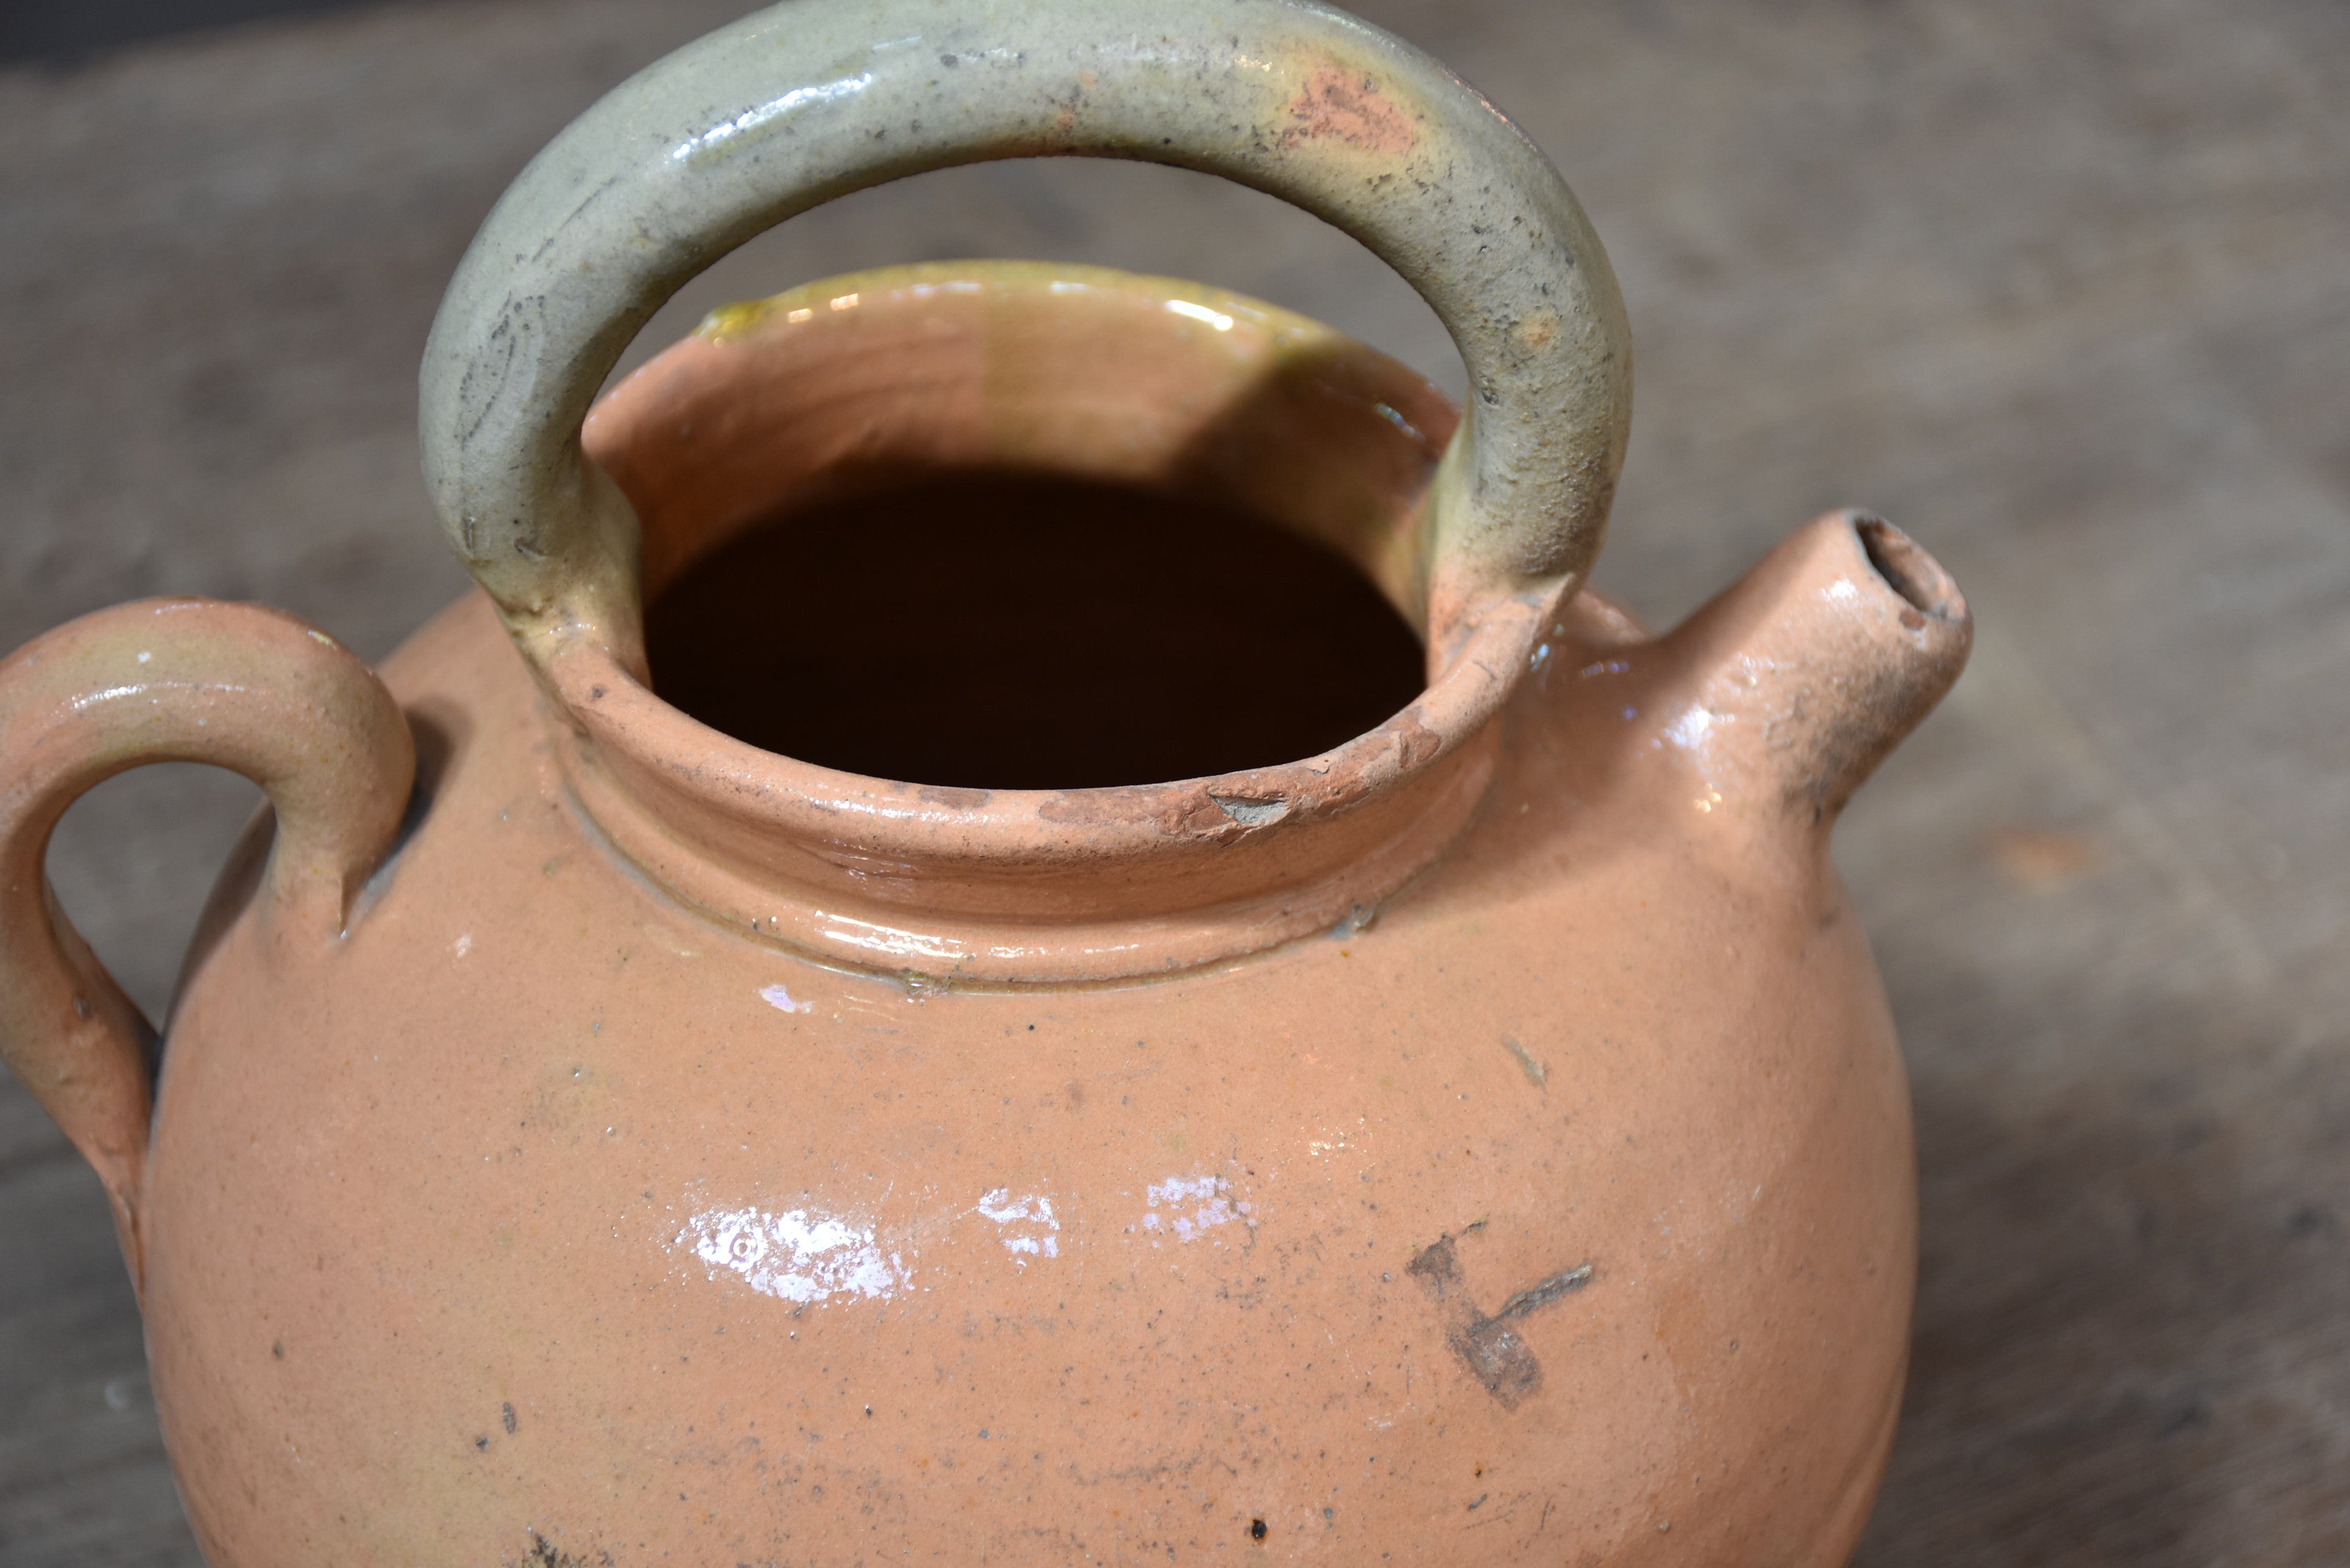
[0,3,1974,1564]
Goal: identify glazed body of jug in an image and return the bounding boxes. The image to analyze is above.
[0,2,1970,1563]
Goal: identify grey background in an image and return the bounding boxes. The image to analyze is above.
[2,0,2346,1561]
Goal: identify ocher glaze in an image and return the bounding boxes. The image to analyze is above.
[4,267,1967,1565]
[145,545,1929,1563]
[0,3,1972,1562]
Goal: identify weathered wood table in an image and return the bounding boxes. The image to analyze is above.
[3,0,2344,1561]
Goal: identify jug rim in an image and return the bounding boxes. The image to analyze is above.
[547,264,1560,985]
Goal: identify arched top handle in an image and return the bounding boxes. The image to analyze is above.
[421,0,1630,649]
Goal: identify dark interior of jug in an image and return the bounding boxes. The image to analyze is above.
[644,471,1426,790]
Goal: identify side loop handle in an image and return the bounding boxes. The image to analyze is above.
[422,0,1630,649]
[0,600,414,1286]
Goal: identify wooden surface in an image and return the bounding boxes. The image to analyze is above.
[3,0,2345,1561]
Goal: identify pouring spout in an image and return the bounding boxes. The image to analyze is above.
[1654,510,1971,823]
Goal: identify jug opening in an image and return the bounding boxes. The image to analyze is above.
[643,470,1426,791]
[557,265,1542,981]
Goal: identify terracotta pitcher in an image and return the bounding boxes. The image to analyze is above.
[0,1,1970,1562]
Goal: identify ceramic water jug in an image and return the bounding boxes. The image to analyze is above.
[0,1,1970,1562]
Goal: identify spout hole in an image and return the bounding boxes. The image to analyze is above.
[1855,516,1961,621]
